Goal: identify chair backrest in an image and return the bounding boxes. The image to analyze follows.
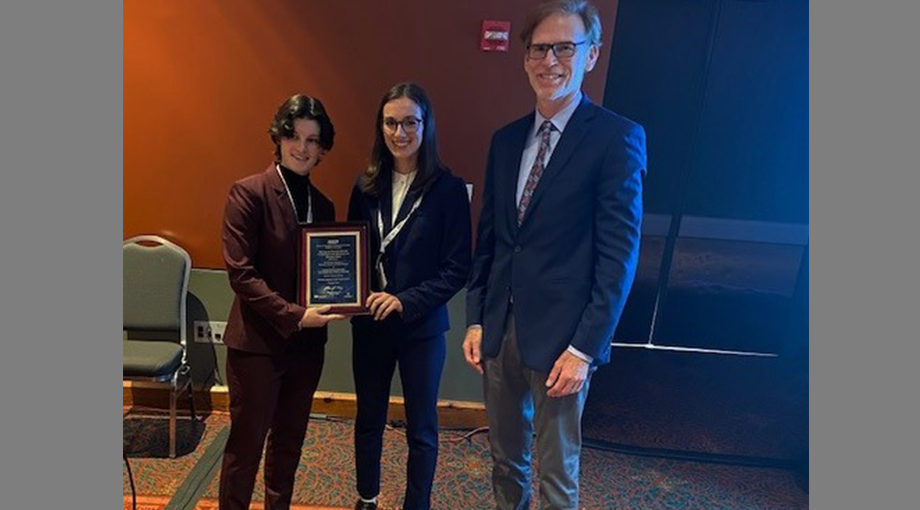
[123,236,191,350]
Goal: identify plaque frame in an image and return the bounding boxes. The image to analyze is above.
[298,222,370,315]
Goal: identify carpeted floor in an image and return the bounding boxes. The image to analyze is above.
[582,349,809,462]
[124,409,807,509]
[121,495,345,510]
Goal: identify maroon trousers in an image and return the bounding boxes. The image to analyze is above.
[218,345,324,510]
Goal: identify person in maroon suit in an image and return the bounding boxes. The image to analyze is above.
[218,94,346,510]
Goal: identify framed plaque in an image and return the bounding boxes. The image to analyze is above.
[299,222,370,315]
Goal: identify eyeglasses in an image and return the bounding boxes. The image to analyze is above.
[383,117,423,134]
[525,41,589,60]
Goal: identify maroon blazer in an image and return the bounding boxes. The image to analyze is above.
[221,164,336,354]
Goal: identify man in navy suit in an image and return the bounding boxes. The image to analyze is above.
[463,1,647,508]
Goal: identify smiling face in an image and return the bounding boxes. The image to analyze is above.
[524,13,599,115]
[279,118,324,175]
[381,97,424,172]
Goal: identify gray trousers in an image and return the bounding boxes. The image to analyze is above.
[482,313,594,510]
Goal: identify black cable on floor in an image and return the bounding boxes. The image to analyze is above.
[124,451,137,510]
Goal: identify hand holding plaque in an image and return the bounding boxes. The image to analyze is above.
[300,305,346,328]
[299,222,370,315]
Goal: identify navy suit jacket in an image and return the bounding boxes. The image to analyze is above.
[466,96,647,372]
[348,169,472,340]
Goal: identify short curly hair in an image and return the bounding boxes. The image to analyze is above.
[268,94,335,161]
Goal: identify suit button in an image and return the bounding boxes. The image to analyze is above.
[514,245,522,253]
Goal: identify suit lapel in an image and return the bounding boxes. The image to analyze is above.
[394,170,440,226]
[268,165,298,233]
[267,165,300,260]
[379,172,394,236]
[519,98,596,228]
[504,115,533,237]
[394,183,422,226]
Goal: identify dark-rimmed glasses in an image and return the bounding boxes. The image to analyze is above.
[382,117,423,134]
[526,41,589,60]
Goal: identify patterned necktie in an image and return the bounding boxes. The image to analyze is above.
[517,120,555,225]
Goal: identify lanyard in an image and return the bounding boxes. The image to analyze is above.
[375,194,424,289]
[275,164,313,224]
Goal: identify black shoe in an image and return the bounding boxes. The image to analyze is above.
[354,499,378,510]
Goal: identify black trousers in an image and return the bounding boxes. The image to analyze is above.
[219,345,324,510]
[352,331,446,510]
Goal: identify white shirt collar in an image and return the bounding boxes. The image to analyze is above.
[392,169,417,183]
[533,90,583,136]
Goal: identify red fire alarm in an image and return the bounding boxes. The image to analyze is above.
[481,20,511,52]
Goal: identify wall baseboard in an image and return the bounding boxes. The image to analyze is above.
[123,381,486,429]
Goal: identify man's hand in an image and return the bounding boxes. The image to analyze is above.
[300,305,346,329]
[366,292,403,321]
[462,326,484,374]
[545,350,590,398]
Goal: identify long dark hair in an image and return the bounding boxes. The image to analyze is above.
[360,83,445,196]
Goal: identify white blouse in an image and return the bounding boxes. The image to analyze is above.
[391,170,417,224]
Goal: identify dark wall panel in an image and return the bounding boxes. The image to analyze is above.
[686,0,809,223]
[604,0,719,215]
[604,0,808,353]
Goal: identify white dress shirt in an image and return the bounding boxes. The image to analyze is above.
[516,91,583,206]
[391,169,417,224]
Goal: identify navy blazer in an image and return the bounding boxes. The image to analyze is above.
[348,168,472,340]
[466,96,647,372]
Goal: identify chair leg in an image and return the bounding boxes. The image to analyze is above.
[169,388,178,458]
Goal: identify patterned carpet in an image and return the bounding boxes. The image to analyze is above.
[124,410,808,509]
[121,495,345,510]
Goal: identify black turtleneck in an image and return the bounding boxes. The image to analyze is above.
[279,164,312,223]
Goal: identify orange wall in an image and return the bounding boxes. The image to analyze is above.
[125,0,619,268]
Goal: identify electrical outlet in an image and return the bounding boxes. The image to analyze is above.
[193,321,207,343]
[210,321,226,344]
[193,320,228,344]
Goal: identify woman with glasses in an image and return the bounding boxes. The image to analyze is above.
[219,94,346,510]
[347,82,471,510]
